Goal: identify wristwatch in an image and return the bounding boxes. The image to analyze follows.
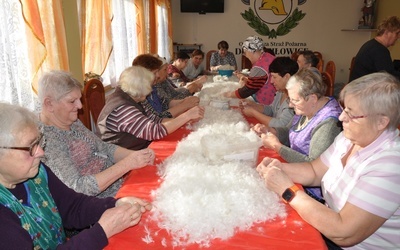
[282,185,300,203]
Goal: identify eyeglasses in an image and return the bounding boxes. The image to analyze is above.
[341,109,368,120]
[0,133,46,157]
[289,95,309,105]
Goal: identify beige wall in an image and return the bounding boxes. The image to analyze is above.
[171,0,400,84]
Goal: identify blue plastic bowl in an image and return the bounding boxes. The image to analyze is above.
[218,69,234,77]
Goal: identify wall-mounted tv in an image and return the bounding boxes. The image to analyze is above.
[180,0,224,14]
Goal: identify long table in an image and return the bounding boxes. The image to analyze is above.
[105,122,327,250]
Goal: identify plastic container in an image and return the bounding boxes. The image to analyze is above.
[218,69,234,77]
[209,99,230,110]
[201,134,261,164]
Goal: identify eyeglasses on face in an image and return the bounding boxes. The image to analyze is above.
[0,133,46,157]
[341,109,368,120]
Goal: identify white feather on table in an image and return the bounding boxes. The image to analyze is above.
[145,83,287,247]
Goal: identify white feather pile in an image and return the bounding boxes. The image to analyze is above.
[144,83,287,247]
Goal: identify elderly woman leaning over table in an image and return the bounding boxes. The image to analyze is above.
[132,54,200,119]
[258,72,400,249]
[253,68,342,203]
[224,35,276,105]
[0,103,152,249]
[38,70,154,198]
[240,56,298,128]
[97,66,204,150]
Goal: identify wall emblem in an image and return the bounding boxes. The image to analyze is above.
[241,0,307,39]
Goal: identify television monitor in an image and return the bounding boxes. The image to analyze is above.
[180,0,224,14]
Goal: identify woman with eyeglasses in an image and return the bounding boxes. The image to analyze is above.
[252,68,342,202]
[38,70,155,198]
[257,72,400,249]
[0,103,152,249]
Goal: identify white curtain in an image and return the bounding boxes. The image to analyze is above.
[102,0,138,87]
[156,2,172,62]
[0,0,37,110]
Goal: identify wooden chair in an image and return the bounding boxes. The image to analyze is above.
[314,51,324,72]
[291,51,300,61]
[206,50,217,71]
[321,71,334,97]
[349,56,356,82]
[81,78,106,131]
[241,55,252,70]
[325,60,336,85]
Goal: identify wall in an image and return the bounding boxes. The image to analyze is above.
[171,0,400,84]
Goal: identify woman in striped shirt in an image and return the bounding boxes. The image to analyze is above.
[257,72,400,249]
[97,66,204,150]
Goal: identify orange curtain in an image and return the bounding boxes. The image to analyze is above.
[79,0,113,76]
[20,0,69,93]
[134,0,146,54]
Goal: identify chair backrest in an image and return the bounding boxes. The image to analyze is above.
[81,78,105,131]
[313,51,323,72]
[206,50,217,71]
[349,56,356,82]
[241,55,252,70]
[321,71,334,97]
[291,51,300,61]
[325,60,336,84]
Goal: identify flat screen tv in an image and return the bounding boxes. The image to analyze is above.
[180,0,224,14]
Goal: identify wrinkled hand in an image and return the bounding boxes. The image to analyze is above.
[116,196,153,212]
[186,81,202,93]
[223,91,236,98]
[251,123,268,136]
[260,132,281,151]
[256,157,293,195]
[98,202,143,238]
[240,104,256,117]
[196,75,207,84]
[122,148,155,170]
[185,106,205,122]
[182,96,200,109]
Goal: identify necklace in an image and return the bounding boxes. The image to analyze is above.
[297,116,311,130]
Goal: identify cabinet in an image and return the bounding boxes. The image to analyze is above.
[173,43,202,58]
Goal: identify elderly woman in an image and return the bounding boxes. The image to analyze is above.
[253,68,342,202]
[97,66,204,150]
[210,40,237,71]
[132,54,200,118]
[240,57,298,128]
[38,70,154,198]
[0,103,151,249]
[225,36,276,105]
[257,72,400,249]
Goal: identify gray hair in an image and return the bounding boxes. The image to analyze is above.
[119,66,154,98]
[340,72,400,130]
[38,70,83,103]
[286,68,326,99]
[0,103,38,156]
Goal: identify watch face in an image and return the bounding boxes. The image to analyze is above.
[282,188,294,203]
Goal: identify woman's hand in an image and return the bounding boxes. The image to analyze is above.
[251,123,268,136]
[121,148,155,170]
[185,106,205,123]
[257,157,293,196]
[260,132,282,152]
[98,202,143,238]
[181,96,200,109]
[116,196,153,212]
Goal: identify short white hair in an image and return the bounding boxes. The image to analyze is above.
[119,66,154,98]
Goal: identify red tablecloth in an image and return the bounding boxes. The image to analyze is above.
[106,125,327,250]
